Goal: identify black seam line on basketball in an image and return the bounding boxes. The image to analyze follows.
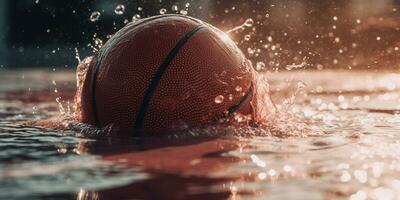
[227,83,254,116]
[90,15,177,128]
[134,25,205,131]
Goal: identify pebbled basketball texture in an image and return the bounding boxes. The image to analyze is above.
[75,14,257,135]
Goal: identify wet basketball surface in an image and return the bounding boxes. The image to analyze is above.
[1,69,400,199]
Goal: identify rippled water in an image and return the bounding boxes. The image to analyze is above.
[1,69,400,200]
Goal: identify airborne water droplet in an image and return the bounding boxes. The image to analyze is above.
[244,18,254,27]
[297,81,306,90]
[180,10,188,15]
[159,8,167,15]
[94,38,103,49]
[214,95,224,104]
[90,11,101,22]
[132,14,141,23]
[256,62,266,70]
[172,5,178,11]
[114,4,125,15]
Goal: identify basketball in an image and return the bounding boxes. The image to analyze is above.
[75,14,256,135]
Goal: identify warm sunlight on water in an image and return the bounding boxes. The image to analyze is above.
[1,69,400,199]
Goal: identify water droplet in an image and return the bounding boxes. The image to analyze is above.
[244,34,251,41]
[333,16,338,21]
[74,48,81,63]
[90,11,101,22]
[247,47,255,55]
[244,18,254,27]
[114,4,125,15]
[214,95,224,104]
[159,8,167,15]
[297,81,306,90]
[172,5,178,11]
[376,36,381,41]
[180,10,188,15]
[256,62,266,70]
[235,86,242,92]
[138,7,143,11]
[132,14,141,23]
[94,38,103,48]
[35,0,39,4]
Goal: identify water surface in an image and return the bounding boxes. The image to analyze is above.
[1,69,400,200]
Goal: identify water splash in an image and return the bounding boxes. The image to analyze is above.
[226,18,254,33]
[74,48,81,63]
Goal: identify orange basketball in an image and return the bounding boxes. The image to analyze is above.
[75,14,256,135]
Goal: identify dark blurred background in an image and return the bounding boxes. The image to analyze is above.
[0,0,399,70]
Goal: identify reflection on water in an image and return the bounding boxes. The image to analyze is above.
[1,69,400,199]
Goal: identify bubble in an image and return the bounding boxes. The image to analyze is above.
[171,5,178,11]
[333,16,338,21]
[214,95,224,104]
[376,36,381,41]
[235,86,242,92]
[132,14,141,23]
[35,0,39,4]
[256,62,266,70]
[244,34,251,41]
[114,4,125,15]
[138,7,143,11]
[159,8,167,15]
[244,18,254,27]
[89,11,101,22]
